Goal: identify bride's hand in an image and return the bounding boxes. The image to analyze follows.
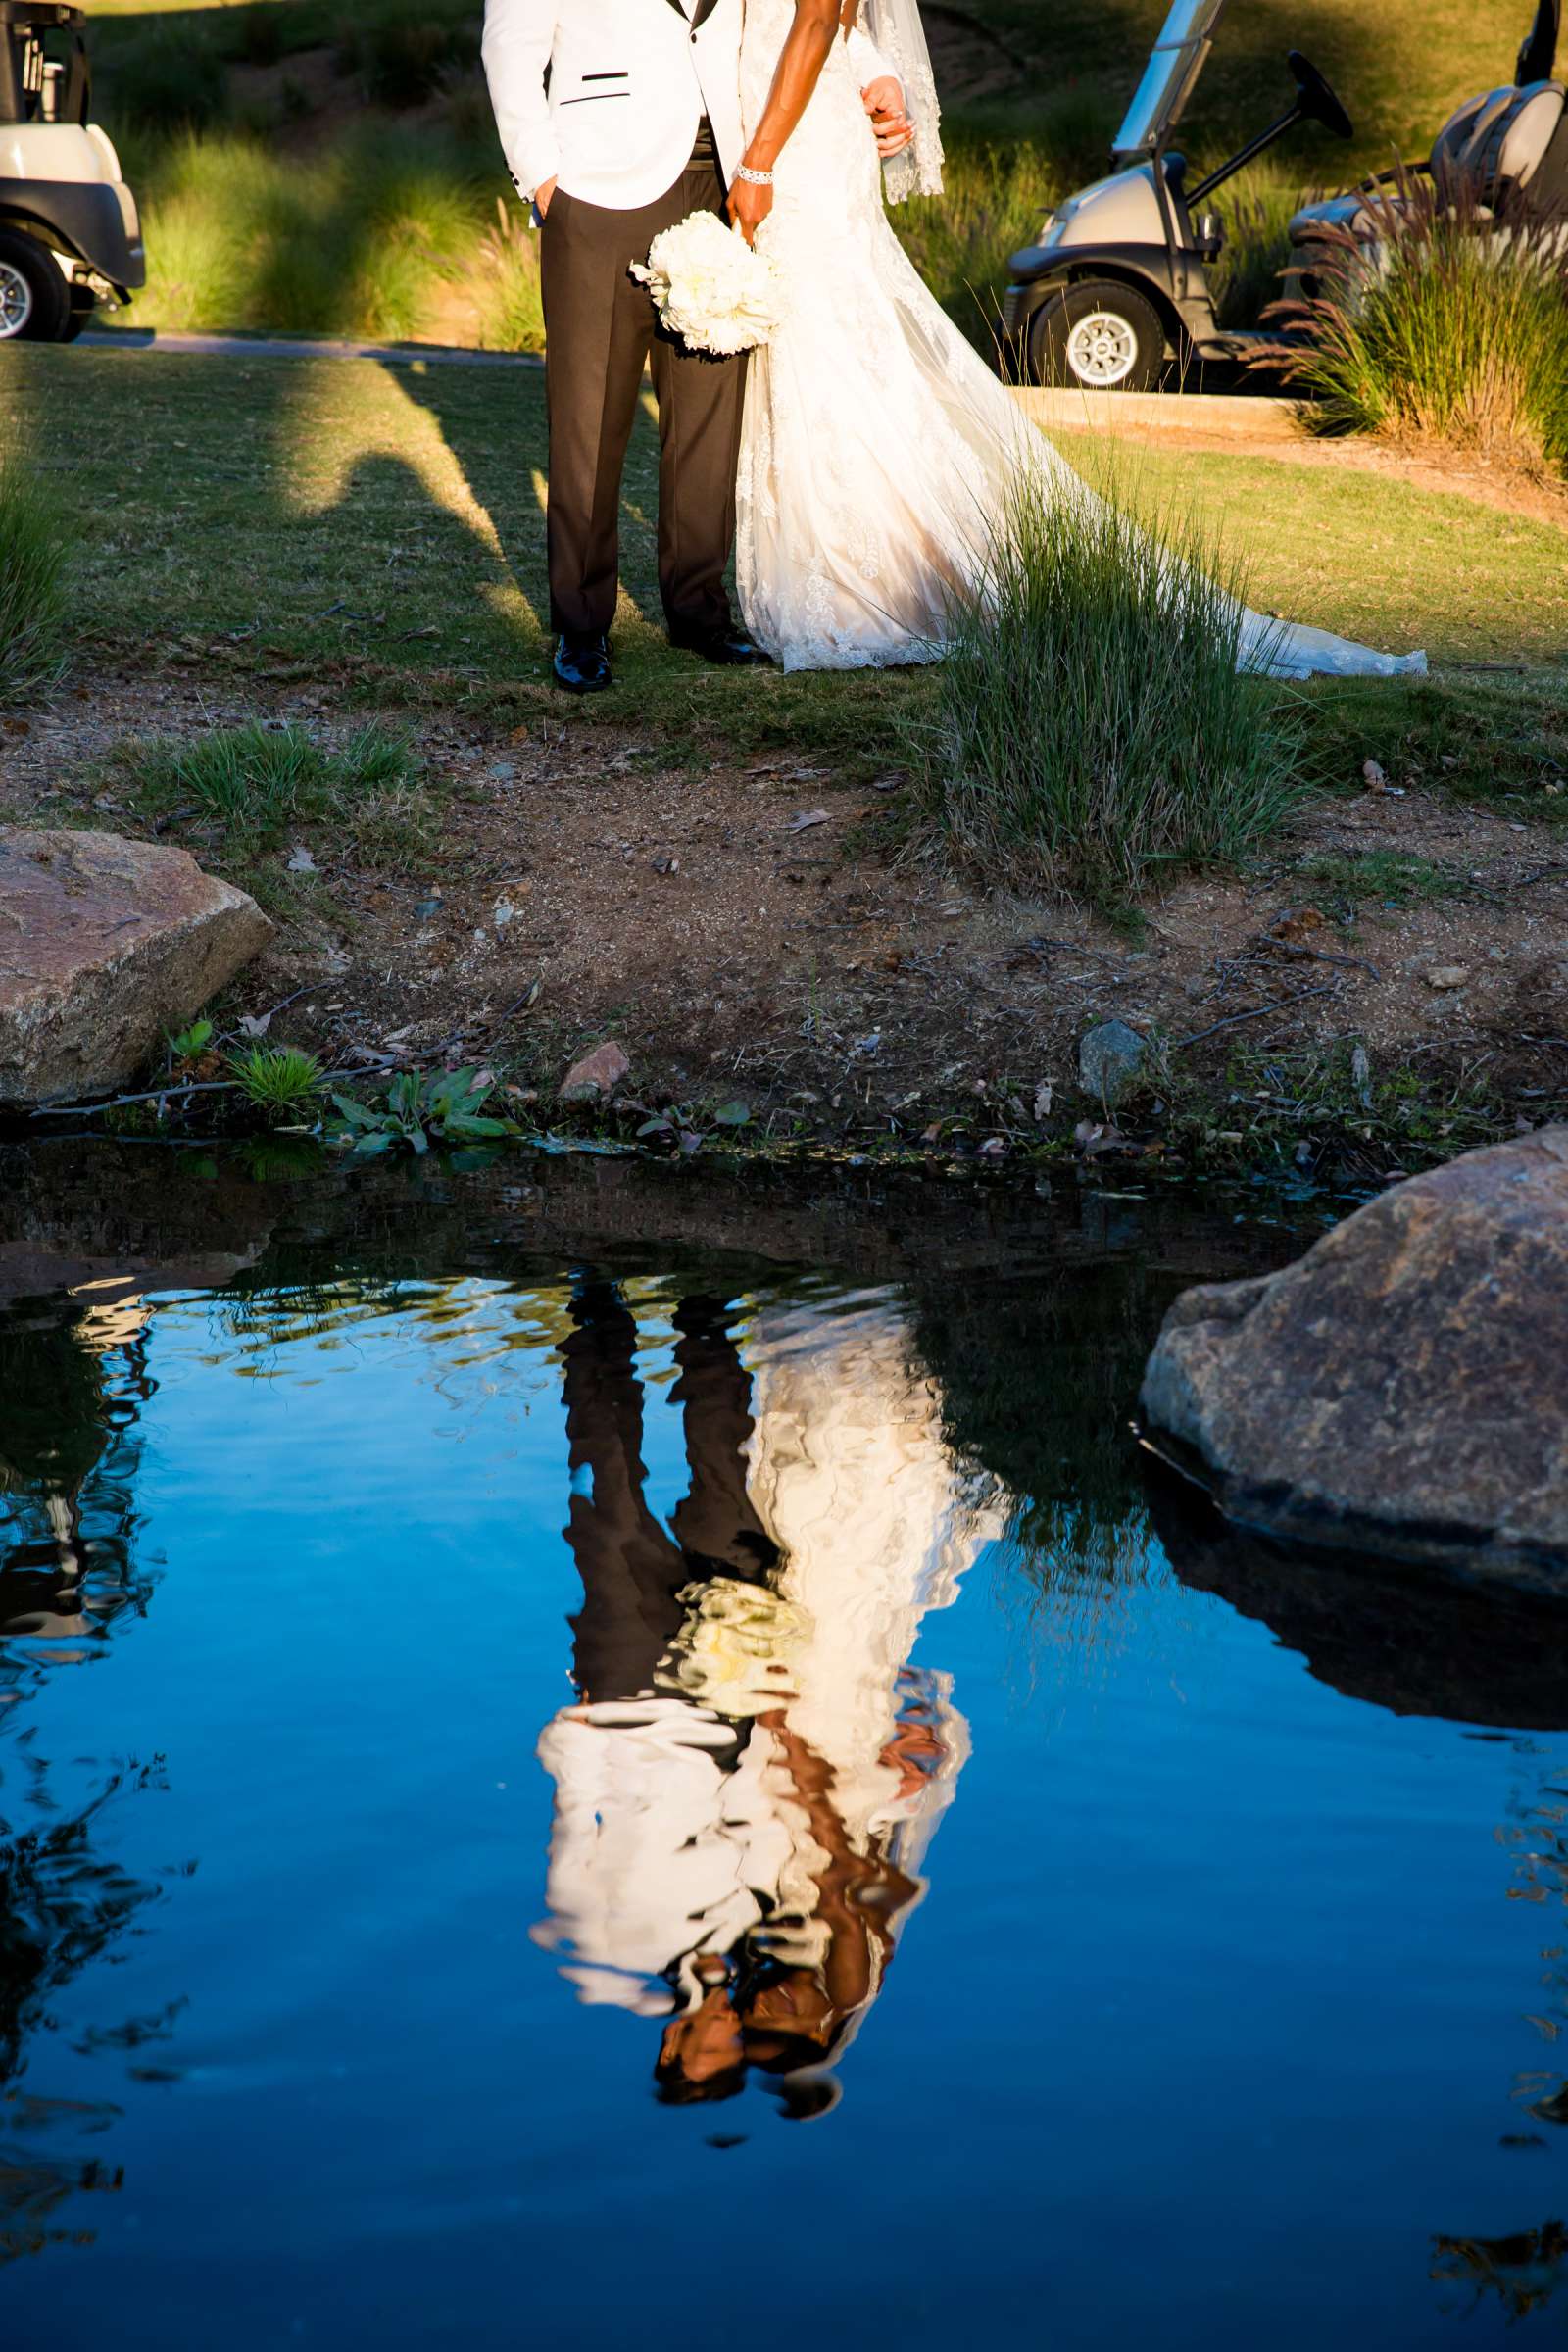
[728,174,774,246]
[861,74,913,157]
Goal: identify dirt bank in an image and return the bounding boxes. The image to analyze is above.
[5,662,1568,1179]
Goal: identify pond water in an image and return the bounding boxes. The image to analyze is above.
[4,1152,1568,2347]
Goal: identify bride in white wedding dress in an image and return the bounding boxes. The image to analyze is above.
[730,0,1426,683]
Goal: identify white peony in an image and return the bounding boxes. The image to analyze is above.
[630,208,782,358]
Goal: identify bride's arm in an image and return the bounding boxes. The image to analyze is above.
[727,0,842,243]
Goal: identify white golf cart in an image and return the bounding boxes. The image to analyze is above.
[0,1,143,342]
[1003,0,1355,390]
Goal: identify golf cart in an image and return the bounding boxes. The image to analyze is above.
[1286,0,1565,266]
[0,2,143,341]
[1003,0,1355,389]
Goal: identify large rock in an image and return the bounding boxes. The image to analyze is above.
[0,828,270,1106]
[1140,1128,1568,1589]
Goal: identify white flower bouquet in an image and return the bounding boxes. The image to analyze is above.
[630,208,782,357]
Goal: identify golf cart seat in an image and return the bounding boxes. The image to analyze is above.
[1433,77,1565,196]
[1289,75,1566,250]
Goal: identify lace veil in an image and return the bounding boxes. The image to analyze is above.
[859,0,944,199]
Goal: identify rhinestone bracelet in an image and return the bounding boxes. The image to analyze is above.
[734,164,774,185]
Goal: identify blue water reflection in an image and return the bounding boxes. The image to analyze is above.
[3,1249,1568,2348]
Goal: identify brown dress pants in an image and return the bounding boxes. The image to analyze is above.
[540,157,749,642]
[560,1282,778,1706]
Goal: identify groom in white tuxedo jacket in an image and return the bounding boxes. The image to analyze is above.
[483,0,907,694]
[482,0,764,693]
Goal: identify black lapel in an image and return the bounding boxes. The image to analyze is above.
[665,0,721,38]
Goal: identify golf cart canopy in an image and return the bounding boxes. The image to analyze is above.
[1113,0,1230,164]
[0,3,88,128]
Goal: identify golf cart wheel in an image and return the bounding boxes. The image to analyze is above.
[57,291,95,345]
[1030,280,1165,392]
[0,229,68,344]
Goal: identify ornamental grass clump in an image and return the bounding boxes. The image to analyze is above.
[1270,172,1568,474]
[910,466,1298,905]
[0,466,71,707]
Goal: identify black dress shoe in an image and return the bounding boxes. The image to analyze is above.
[668,623,772,667]
[553,632,612,694]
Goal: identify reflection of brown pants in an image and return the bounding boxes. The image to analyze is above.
[560,1285,775,1703]
[540,160,748,640]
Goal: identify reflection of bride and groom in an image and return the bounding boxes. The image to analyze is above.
[483,0,1424,692]
[531,1280,1003,2115]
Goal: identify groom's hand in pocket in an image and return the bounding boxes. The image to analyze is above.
[861,76,913,158]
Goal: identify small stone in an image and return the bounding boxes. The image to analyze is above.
[1424,965,1471,991]
[560,1040,631,1102]
[1078,1019,1149,1107]
[1363,759,1388,791]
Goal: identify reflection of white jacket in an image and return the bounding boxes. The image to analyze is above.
[532,1295,1004,2015]
[482,0,893,210]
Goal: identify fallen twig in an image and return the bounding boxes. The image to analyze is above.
[29,1066,362,1119]
[1259,940,1381,979]
[1175,985,1338,1050]
[31,1079,240,1116]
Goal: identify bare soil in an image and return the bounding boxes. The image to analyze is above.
[6,665,1568,1166]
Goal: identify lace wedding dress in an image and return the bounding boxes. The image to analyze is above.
[734,3,1427,682]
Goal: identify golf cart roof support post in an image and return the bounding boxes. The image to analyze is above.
[1113,0,1232,166]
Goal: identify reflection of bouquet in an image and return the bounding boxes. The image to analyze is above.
[658,1578,810,1717]
[630,208,782,357]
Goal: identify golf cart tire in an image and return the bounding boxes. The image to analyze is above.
[1029,280,1166,393]
[57,291,93,342]
[0,226,67,342]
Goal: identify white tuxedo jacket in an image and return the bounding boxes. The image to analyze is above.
[482,0,895,211]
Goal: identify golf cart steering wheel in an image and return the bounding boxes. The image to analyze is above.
[1288,50,1354,141]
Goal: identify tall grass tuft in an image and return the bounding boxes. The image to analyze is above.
[909,466,1298,904]
[132,127,489,342]
[1208,164,1309,332]
[0,466,71,707]
[122,721,424,857]
[894,136,1056,352]
[1270,172,1568,473]
[468,200,546,354]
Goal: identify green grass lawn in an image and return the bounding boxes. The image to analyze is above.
[14,346,1567,662]
[7,343,1566,811]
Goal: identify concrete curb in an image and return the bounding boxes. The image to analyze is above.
[1015,386,1308,440]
